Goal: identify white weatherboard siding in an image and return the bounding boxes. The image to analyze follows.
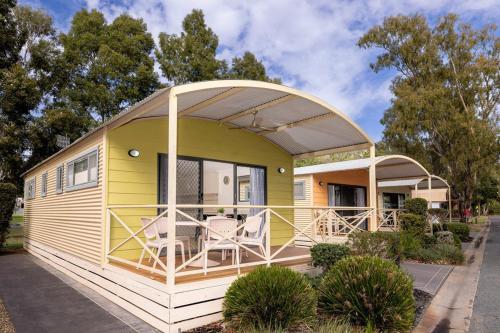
[294,175,313,241]
[24,132,104,264]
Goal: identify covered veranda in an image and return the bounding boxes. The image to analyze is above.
[102,80,377,291]
[294,155,451,236]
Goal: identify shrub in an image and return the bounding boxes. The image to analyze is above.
[421,233,437,248]
[435,231,454,245]
[0,183,17,249]
[404,198,428,216]
[318,256,415,331]
[434,244,464,264]
[347,231,400,261]
[445,223,470,241]
[400,213,427,236]
[399,232,422,258]
[311,243,351,272]
[413,244,464,264]
[223,265,317,331]
[453,234,462,249]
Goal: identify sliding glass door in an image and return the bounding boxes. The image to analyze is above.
[327,183,368,229]
[158,154,266,220]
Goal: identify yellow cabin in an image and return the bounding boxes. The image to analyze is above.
[22,80,376,332]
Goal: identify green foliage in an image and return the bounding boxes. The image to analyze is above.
[435,231,454,245]
[0,0,23,69]
[404,198,428,216]
[399,213,426,236]
[318,256,415,331]
[0,183,17,249]
[223,265,317,331]
[156,10,279,85]
[61,9,160,122]
[311,243,351,272]
[444,223,470,241]
[421,233,437,248]
[399,232,422,258]
[347,231,400,261]
[359,14,499,212]
[416,244,464,264]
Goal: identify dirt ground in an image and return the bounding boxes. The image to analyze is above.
[0,298,15,333]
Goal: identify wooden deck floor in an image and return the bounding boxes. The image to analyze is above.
[110,246,311,284]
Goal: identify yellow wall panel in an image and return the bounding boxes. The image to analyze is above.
[106,118,294,259]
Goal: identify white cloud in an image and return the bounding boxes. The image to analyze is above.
[83,0,499,126]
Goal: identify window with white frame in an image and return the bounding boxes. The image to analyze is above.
[294,180,306,200]
[25,178,36,200]
[56,166,64,193]
[66,149,98,191]
[41,172,48,197]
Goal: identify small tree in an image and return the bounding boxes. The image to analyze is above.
[0,183,17,249]
[405,198,428,216]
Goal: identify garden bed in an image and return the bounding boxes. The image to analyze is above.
[186,288,434,333]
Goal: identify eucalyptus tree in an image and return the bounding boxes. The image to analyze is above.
[358,14,499,211]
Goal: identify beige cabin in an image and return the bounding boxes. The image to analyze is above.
[23,80,379,332]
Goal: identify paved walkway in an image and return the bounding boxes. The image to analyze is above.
[401,262,453,295]
[0,253,157,333]
[414,221,489,333]
[470,216,500,332]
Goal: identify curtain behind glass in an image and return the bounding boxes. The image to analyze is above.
[249,167,265,216]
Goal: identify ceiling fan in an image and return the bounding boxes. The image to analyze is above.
[229,111,275,131]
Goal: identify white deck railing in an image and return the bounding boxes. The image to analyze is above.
[376,208,403,231]
[104,204,375,284]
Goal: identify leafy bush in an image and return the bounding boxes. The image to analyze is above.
[347,231,400,261]
[0,183,17,249]
[399,232,422,258]
[445,223,470,241]
[404,198,428,216]
[435,231,454,245]
[421,233,437,248]
[223,265,317,331]
[400,213,427,236]
[311,243,351,272]
[318,256,415,331]
[453,234,462,249]
[414,244,464,264]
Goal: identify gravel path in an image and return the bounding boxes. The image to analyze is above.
[470,216,500,332]
[0,298,15,333]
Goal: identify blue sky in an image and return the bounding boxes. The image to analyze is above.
[21,0,499,141]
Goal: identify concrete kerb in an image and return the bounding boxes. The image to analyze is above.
[414,221,490,332]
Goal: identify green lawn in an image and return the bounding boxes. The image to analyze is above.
[4,215,24,249]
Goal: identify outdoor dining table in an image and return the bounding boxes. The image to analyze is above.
[176,220,220,268]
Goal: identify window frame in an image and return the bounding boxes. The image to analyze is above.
[56,165,64,194]
[25,177,36,200]
[41,172,48,197]
[66,148,99,192]
[294,180,306,200]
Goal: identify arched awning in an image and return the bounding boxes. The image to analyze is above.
[23,80,374,175]
[294,154,430,180]
[112,80,374,158]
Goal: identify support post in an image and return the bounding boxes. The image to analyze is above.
[166,90,178,293]
[448,184,452,223]
[428,176,433,234]
[414,183,418,197]
[265,209,271,267]
[368,145,377,231]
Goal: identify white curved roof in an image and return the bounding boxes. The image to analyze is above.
[294,155,430,180]
[24,80,374,175]
[143,81,373,157]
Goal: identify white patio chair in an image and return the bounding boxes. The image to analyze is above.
[156,217,192,259]
[203,217,239,274]
[237,216,266,258]
[136,217,186,271]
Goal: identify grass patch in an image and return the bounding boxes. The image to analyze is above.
[11,215,23,225]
